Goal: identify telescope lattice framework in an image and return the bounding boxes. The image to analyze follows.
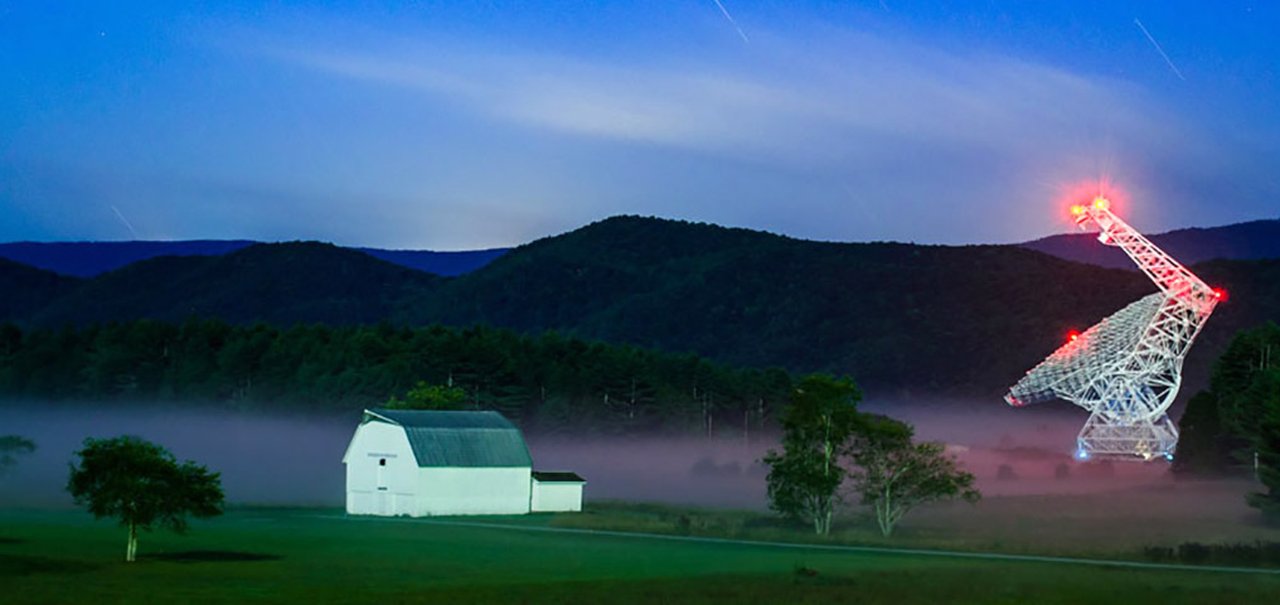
[1004,197,1222,460]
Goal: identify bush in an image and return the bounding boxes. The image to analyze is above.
[555,501,752,539]
[1142,541,1280,567]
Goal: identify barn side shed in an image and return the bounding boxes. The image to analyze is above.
[531,471,586,512]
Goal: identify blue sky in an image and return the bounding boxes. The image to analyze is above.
[1,1,1277,249]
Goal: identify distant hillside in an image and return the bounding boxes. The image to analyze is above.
[7,216,1279,400]
[0,240,256,277]
[0,258,81,322]
[393,216,1280,397]
[8,217,1273,278]
[355,247,510,276]
[30,242,439,326]
[394,217,1148,395]
[0,240,509,277]
[1022,219,1280,269]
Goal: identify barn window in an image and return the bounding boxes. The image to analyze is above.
[379,458,387,466]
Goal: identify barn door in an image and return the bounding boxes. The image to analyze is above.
[376,457,390,515]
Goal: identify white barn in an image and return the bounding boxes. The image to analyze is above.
[343,409,584,516]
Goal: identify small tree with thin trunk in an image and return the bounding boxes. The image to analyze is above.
[847,415,980,537]
[762,374,862,535]
[67,436,224,562]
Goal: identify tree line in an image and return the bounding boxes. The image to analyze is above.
[1175,322,1280,518]
[0,319,793,435]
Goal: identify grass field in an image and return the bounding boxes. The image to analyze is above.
[552,479,1280,560]
[3,506,1280,604]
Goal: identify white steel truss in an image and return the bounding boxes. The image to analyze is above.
[1004,197,1222,460]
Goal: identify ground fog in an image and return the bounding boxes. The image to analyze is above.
[0,401,1260,524]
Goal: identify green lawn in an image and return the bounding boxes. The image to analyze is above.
[553,483,1280,560]
[3,507,1280,604]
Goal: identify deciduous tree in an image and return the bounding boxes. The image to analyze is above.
[67,436,224,562]
[762,374,861,535]
[847,415,980,537]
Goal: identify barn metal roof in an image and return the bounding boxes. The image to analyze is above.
[364,409,533,468]
[532,471,586,483]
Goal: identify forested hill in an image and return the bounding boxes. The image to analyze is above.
[0,258,80,321]
[1022,218,1280,269]
[397,216,1280,396]
[26,242,439,326]
[5,216,1280,398]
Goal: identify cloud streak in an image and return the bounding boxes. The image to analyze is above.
[5,6,1251,249]
[262,29,1185,170]
[245,27,1214,244]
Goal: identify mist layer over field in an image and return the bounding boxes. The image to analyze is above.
[0,405,354,507]
[0,401,1242,512]
[534,400,1180,508]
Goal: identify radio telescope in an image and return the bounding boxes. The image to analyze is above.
[1004,196,1223,460]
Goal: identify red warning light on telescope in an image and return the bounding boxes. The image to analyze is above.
[1067,197,1110,221]
[1066,330,1081,344]
[1056,179,1128,225]
[1212,288,1228,302]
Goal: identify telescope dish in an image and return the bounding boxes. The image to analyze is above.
[1004,200,1221,460]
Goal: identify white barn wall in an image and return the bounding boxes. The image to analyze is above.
[531,481,583,512]
[415,468,532,516]
[343,421,419,516]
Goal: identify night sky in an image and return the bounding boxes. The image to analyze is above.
[2,1,1277,249]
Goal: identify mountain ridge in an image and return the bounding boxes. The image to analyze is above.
[0,240,510,278]
[4,215,1278,401]
[1020,218,1280,269]
[5,216,1277,278]
[22,242,439,326]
